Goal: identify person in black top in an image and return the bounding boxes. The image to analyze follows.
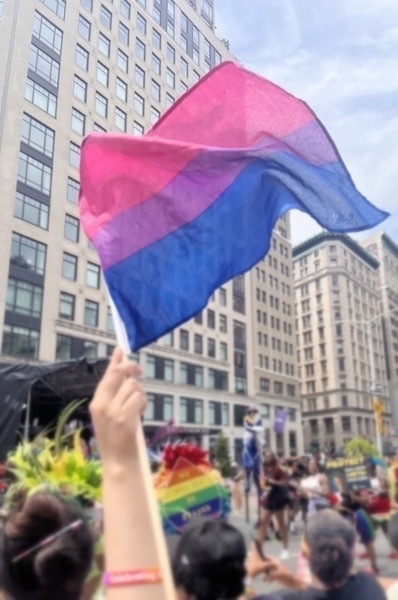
[248,509,386,600]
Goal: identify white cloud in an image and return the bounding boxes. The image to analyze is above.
[216,0,398,244]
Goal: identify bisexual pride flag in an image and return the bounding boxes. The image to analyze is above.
[79,62,388,351]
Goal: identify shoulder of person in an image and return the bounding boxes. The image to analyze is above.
[342,572,387,599]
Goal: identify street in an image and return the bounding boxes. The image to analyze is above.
[230,506,398,595]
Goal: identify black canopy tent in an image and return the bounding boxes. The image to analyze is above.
[0,357,109,461]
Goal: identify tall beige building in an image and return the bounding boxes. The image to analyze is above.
[362,232,398,435]
[293,233,392,453]
[0,0,303,457]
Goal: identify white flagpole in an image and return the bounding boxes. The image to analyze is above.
[108,294,176,600]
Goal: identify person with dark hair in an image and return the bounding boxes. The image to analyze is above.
[257,452,290,559]
[0,492,94,600]
[170,518,247,600]
[248,509,386,600]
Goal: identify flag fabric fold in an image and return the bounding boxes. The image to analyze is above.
[79,62,388,351]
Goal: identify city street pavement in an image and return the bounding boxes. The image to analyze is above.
[230,496,398,596]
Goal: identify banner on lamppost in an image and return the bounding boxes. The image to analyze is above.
[274,408,288,433]
[373,397,383,434]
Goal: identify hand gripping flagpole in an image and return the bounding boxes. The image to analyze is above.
[108,294,176,600]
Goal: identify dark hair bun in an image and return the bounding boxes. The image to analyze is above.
[2,493,94,600]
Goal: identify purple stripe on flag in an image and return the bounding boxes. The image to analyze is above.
[94,121,338,271]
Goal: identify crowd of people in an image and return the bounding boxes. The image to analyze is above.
[1,347,398,599]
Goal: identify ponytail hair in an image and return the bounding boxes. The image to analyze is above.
[0,493,94,600]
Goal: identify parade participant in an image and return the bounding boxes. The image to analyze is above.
[243,406,263,497]
[257,452,289,559]
[248,510,387,600]
[299,459,330,520]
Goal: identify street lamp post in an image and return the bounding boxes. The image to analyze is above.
[365,318,383,455]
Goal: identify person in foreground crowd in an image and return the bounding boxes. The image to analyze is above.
[299,459,330,520]
[169,518,248,600]
[249,509,387,600]
[0,493,94,600]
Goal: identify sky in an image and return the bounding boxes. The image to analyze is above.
[215,0,398,245]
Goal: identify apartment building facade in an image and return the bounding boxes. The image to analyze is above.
[293,233,392,453]
[362,232,398,435]
[0,0,303,457]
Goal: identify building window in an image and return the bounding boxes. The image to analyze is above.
[100,5,112,28]
[33,11,63,54]
[25,78,57,116]
[152,28,161,49]
[287,384,295,397]
[208,338,215,358]
[72,141,87,167]
[136,13,146,34]
[75,44,89,70]
[84,299,99,327]
[29,44,60,87]
[117,49,128,73]
[220,342,227,361]
[222,403,229,426]
[274,381,283,394]
[64,214,79,242]
[6,278,43,318]
[152,53,161,75]
[116,77,127,102]
[106,306,115,332]
[135,65,145,88]
[179,329,189,351]
[98,32,110,57]
[83,340,98,359]
[207,309,215,329]
[220,314,227,333]
[95,92,108,118]
[166,67,175,89]
[152,4,161,22]
[146,355,174,381]
[93,123,106,133]
[86,262,100,288]
[235,377,247,394]
[18,152,52,194]
[179,397,203,424]
[134,93,145,116]
[150,106,160,125]
[2,325,40,359]
[160,331,174,347]
[260,377,269,392]
[194,334,203,355]
[56,334,72,360]
[67,177,80,203]
[180,57,188,77]
[21,114,54,158]
[219,288,227,306]
[342,416,351,432]
[180,363,203,387]
[115,107,127,131]
[59,292,75,320]
[80,0,92,11]
[145,393,173,421]
[62,252,77,280]
[208,401,222,426]
[71,107,85,135]
[118,21,129,45]
[78,14,91,39]
[135,38,146,60]
[14,192,49,230]
[151,80,161,102]
[96,61,109,86]
[133,121,144,135]
[120,0,131,19]
[40,0,66,19]
[73,75,87,101]
[166,93,174,108]
[208,368,228,391]
[167,43,175,63]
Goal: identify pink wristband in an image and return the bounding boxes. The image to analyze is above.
[103,568,163,587]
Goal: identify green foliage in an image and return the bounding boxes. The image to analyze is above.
[344,437,378,458]
[214,433,232,478]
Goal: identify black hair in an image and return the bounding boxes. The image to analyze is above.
[306,509,355,588]
[0,493,94,600]
[173,558,245,600]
